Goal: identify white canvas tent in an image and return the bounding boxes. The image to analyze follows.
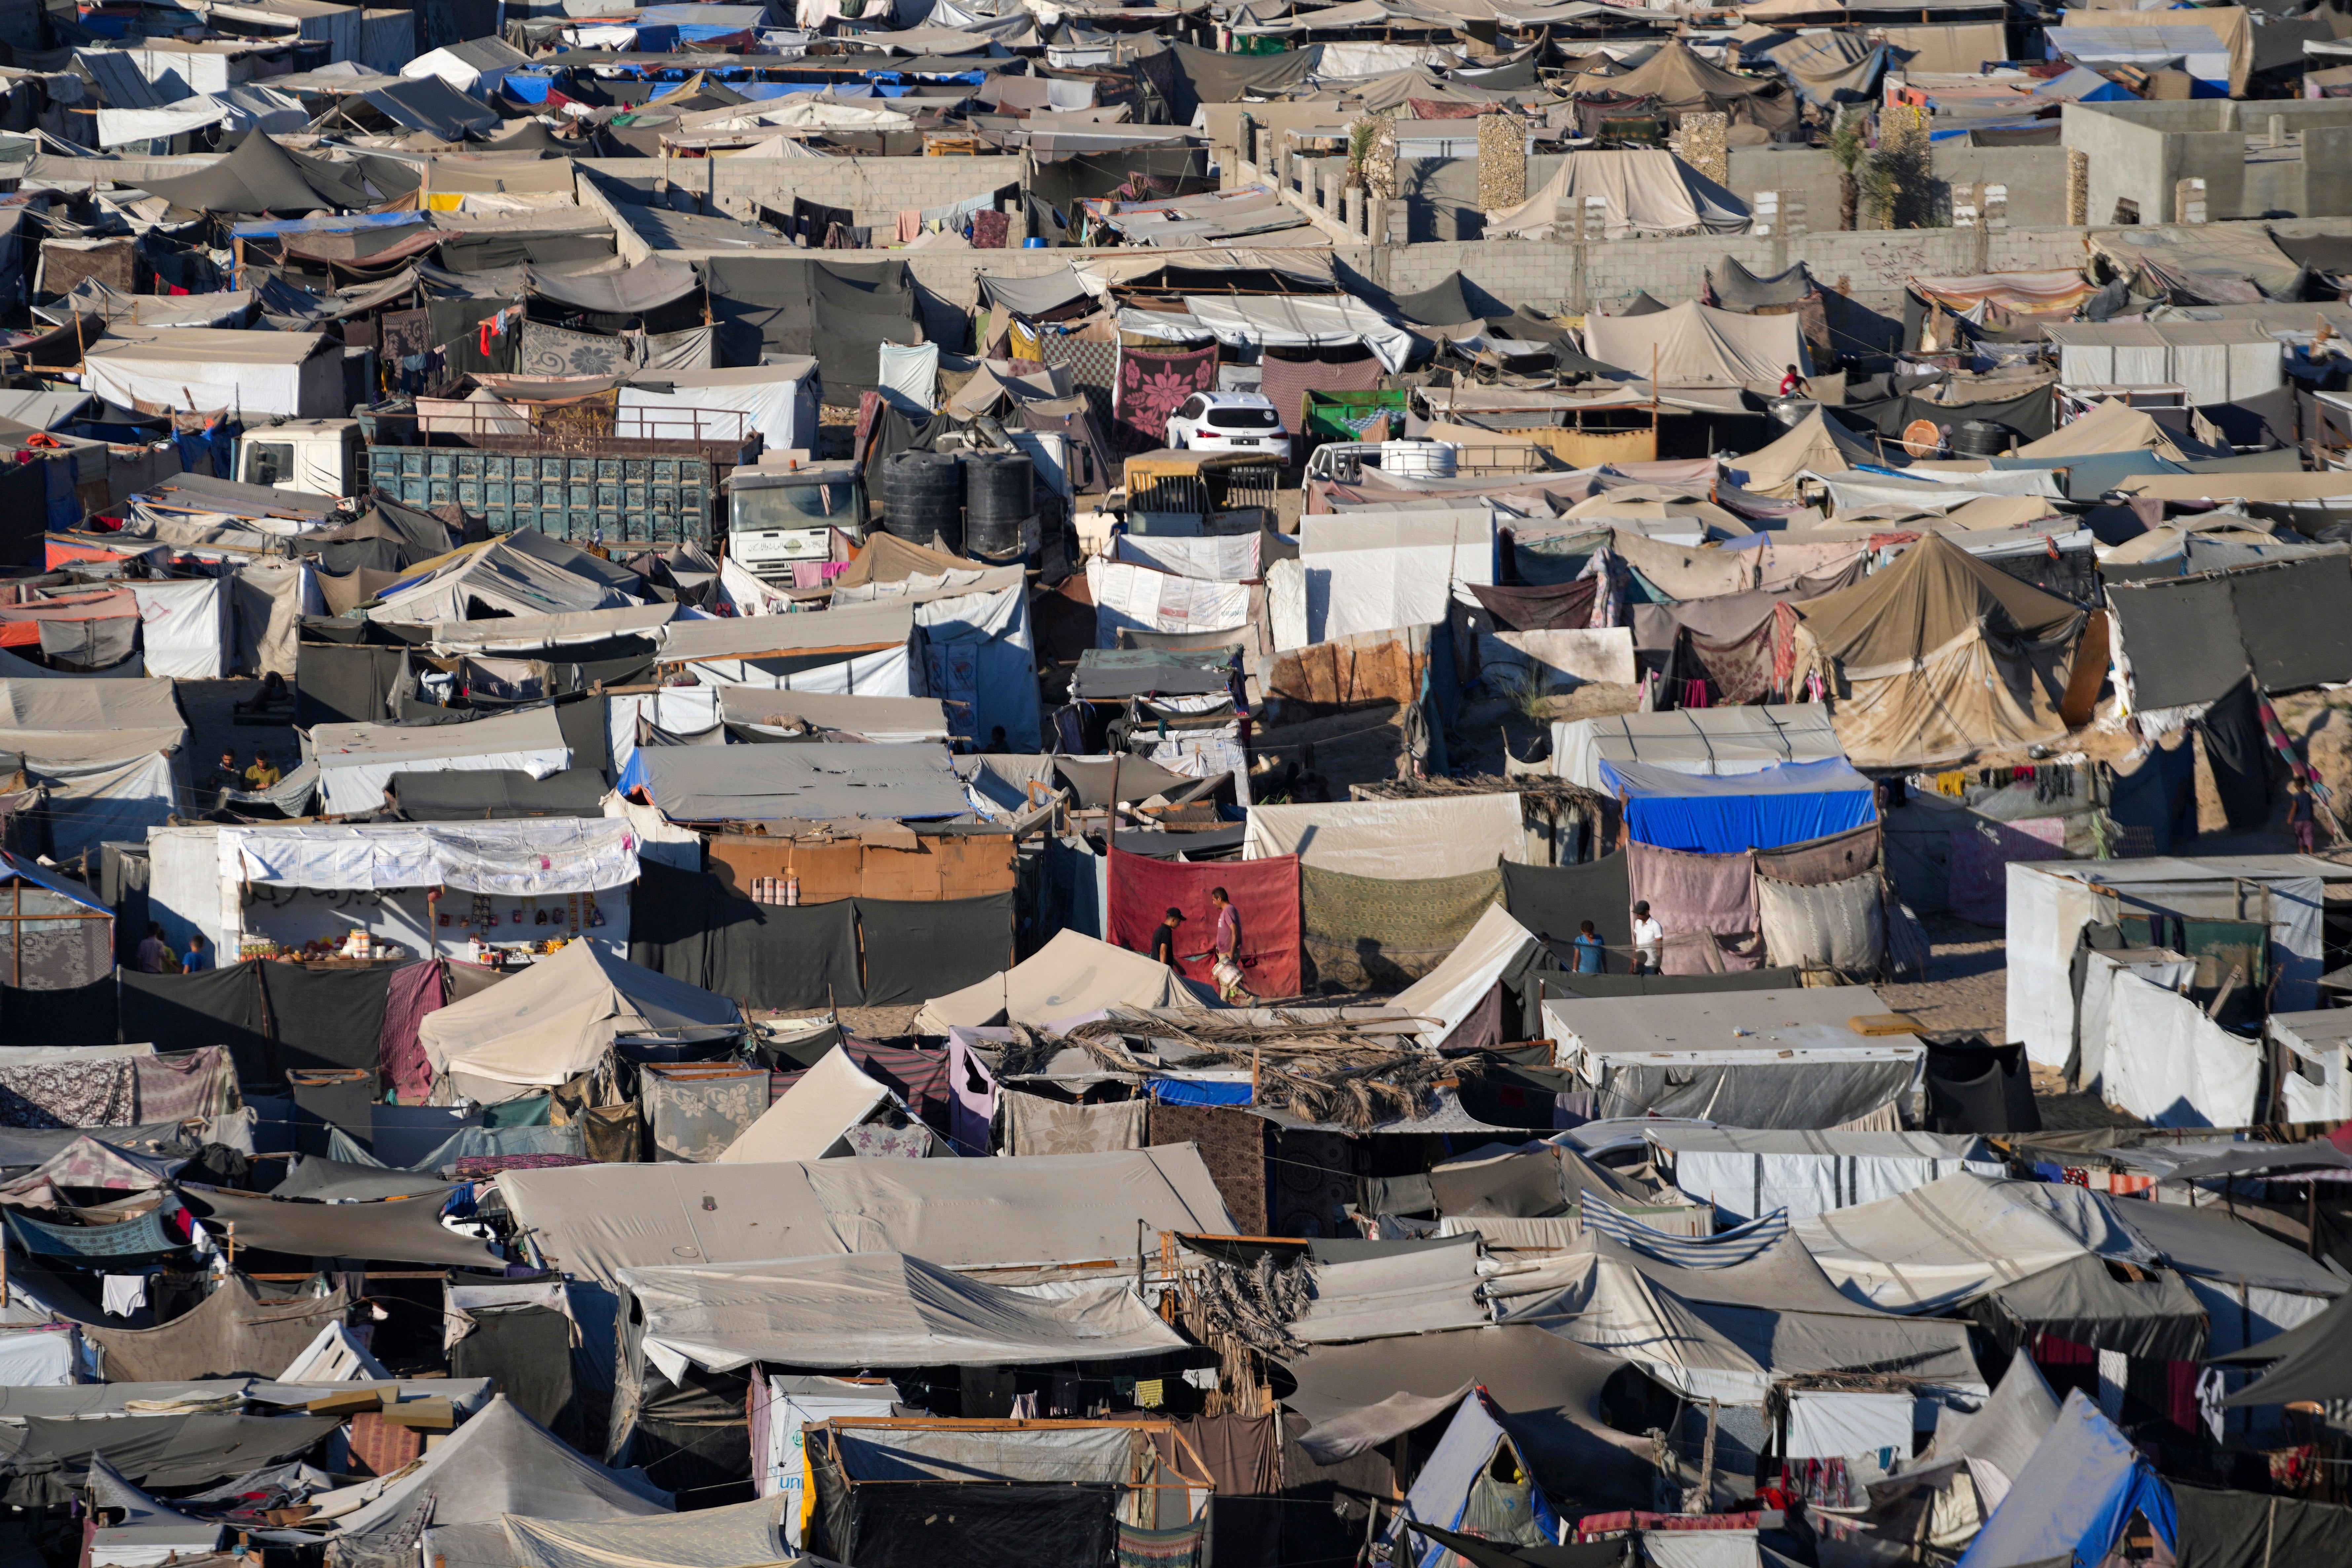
[311,704,572,816]
[1647,1128,2004,1224]
[129,579,230,680]
[371,538,639,627]
[913,928,1213,1033]
[419,939,741,1096]
[615,360,820,449]
[1299,509,1495,643]
[1485,149,1750,241]
[1241,791,1527,879]
[717,1047,895,1163]
[1793,1174,2097,1313]
[83,330,343,418]
[1391,903,1539,1049]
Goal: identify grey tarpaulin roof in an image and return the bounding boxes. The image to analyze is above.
[498,1149,1237,1284]
[359,76,502,138]
[978,266,1091,319]
[87,1456,221,1563]
[2108,1195,2347,1296]
[322,1396,668,1539]
[178,1184,501,1270]
[503,1497,788,1568]
[2217,1287,2352,1405]
[1794,1175,2120,1314]
[1279,1324,1657,1510]
[616,1251,1186,1373]
[1288,1245,1492,1344]
[1977,1251,2208,1362]
[620,742,969,822]
[527,258,700,316]
[1919,1347,2061,1481]
[0,1412,343,1497]
[657,600,914,662]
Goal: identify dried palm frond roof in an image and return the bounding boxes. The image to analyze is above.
[1027,1010,1475,1135]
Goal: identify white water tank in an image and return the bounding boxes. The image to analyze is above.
[1381,440,1457,477]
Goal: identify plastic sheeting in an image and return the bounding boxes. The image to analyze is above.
[1486,150,1750,242]
[1794,1174,2096,1314]
[311,705,570,816]
[1756,871,1884,973]
[1553,705,1842,790]
[128,580,229,680]
[1604,757,1876,856]
[218,820,639,896]
[620,1252,1184,1379]
[1300,510,1494,644]
[1954,1390,2176,1568]
[2101,972,2260,1129]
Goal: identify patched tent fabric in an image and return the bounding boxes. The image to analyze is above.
[1793,534,2089,769]
[79,1274,352,1381]
[1585,300,1800,391]
[618,1252,1185,1375]
[1954,1390,2177,1568]
[912,928,1213,1033]
[3,1411,343,1502]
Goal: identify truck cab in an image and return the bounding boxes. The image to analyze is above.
[237,419,364,502]
[728,458,868,583]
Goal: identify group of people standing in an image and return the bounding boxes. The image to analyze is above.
[1149,889,1254,1003]
[1563,902,1665,976]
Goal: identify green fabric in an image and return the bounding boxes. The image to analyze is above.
[484,1093,552,1128]
[1301,864,1503,993]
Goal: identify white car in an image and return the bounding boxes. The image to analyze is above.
[1165,392,1292,464]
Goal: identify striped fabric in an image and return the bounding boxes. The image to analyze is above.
[1578,1191,1790,1269]
[1114,1517,1205,1568]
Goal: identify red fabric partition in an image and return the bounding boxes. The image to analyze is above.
[1107,846,1301,999]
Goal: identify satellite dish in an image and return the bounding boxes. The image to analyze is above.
[1901,419,1943,459]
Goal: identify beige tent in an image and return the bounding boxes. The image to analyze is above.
[419,939,743,1095]
[2110,471,2352,504]
[1566,41,1799,135]
[1733,409,1882,498]
[2057,5,2249,96]
[1793,533,2092,769]
[913,928,1212,1034]
[1585,301,1805,392]
[2012,398,2183,462]
[718,1046,893,1163]
[1486,149,1751,241]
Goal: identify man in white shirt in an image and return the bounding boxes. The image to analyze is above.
[1631,900,1663,975]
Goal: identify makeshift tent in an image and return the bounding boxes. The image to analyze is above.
[2098,971,2261,1129]
[1298,510,1494,643]
[1954,1390,2177,1568]
[84,330,342,418]
[1605,757,1877,855]
[502,1499,790,1568]
[371,537,641,626]
[1585,300,1802,390]
[311,706,572,816]
[1486,149,1752,243]
[912,928,1213,1033]
[2107,553,2352,711]
[2013,397,2182,461]
[1731,408,1880,498]
[128,580,231,681]
[1546,985,1922,1129]
[1793,534,2090,770]
[1553,705,1845,790]
[1242,793,1528,880]
[717,1047,896,1163]
[1569,41,1799,133]
[179,1184,501,1268]
[615,362,820,450]
[140,131,403,215]
[1391,903,1540,1049]
[419,939,741,1096]
[1648,1128,2002,1223]
[616,1252,1186,1377]
[0,678,186,857]
[618,744,970,824]
[1384,1389,1565,1568]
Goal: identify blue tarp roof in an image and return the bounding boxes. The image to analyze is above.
[1955,1389,2177,1568]
[0,852,106,915]
[1386,1390,1563,1568]
[1599,756,1878,856]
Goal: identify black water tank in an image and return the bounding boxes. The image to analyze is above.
[883,451,962,553]
[1953,419,2012,458]
[964,451,1033,560]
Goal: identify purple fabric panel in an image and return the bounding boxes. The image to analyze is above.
[1626,841,1757,975]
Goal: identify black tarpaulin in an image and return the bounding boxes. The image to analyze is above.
[1405,1520,1627,1568]
[178,1185,499,1269]
[1380,272,1473,328]
[391,769,611,820]
[2197,386,2295,452]
[1499,856,1632,956]
[1970,1252,2208,1362]
[1844,382,2058,444]
[848,1481,1117,1568]
[628,860,863,1010]
[2172,1486,2352,1568]
[295,640,407,728]
[1468,579,1600,632]
[530,258,700,317]
[437,229,615,274]
[1924,1039,2041,1134]
[855,895,1013,1006]
[2197,676,2272,832]
[2218,1287,2352,1404]
[452,1304,576,1434]
[120,966,271,1084]
[258,962,395,1077]
[2106,574,2248,711]
[1161,40,1323,122]
[702,256,919,404]
[360,77,501,139]
[2,978,117,1046]
[1428,1150,1568,1219]
[2228,555,2352,694]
